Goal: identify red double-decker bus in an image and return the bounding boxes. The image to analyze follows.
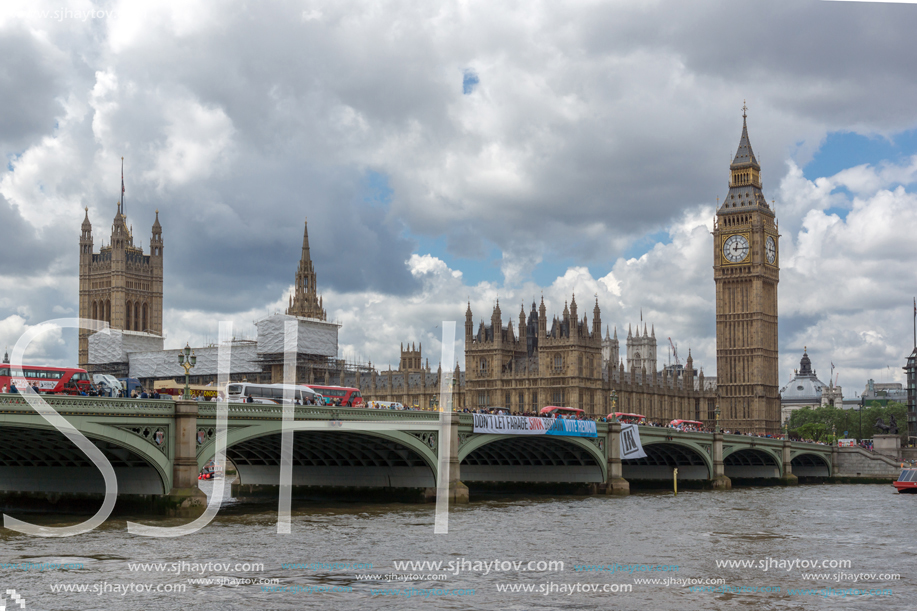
[308,385,363,407]
[0,365,93,395]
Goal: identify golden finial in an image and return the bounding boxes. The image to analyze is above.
[742,100,747,118]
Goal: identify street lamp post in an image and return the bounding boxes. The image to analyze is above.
[177,343,196,400]
[609,390,618,422]
[715,404,721,434]
[859,396,864,441]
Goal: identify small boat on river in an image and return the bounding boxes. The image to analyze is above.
[893,468,917,493]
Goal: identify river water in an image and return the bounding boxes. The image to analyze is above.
[0,483,911,610]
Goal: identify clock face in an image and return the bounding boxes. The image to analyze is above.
[723,234,750,263]
[766,236,777,264]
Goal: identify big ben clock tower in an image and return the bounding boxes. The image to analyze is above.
[714,106,780,434]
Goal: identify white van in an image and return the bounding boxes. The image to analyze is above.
[93,374,123,397]
[226,382,323,405]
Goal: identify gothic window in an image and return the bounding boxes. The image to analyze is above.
[554,355,562,371]
[92,302,98,320]
[480,358,487,373]
[134,302,140,331]
[532,391,538,411]
[477,392,487,407]
[553,390,564,405]
[505,392,511,407]
[125,301,132,330]
[142,303,148,332]
[518,392,524,409]
[105,300,111,323]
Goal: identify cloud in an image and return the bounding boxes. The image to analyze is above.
[0,0,916,398]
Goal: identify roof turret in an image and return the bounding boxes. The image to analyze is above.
[731,105,759,168]
[799,347,813,377]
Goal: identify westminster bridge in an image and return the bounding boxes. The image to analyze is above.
[0,394,891,514]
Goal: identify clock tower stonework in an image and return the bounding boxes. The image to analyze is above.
[714,109,780,434]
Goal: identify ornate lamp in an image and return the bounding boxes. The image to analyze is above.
[178,342,196,400]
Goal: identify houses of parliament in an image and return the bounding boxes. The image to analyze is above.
[78,112,781,433]
[78,202,163,368]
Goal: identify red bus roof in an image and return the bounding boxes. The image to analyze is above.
[610,412,646,419]
[540,406,584,415]
[669,419,704,426]
[0,365,88,372]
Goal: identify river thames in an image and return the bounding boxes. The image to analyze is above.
[0,483,910,610]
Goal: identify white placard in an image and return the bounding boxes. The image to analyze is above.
[620,423,647,459]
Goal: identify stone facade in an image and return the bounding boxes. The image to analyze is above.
[835,447,901,478]
[79,202,163,368]
[462,296,606,413]
[713,110,781,434]
[362,297,717,422]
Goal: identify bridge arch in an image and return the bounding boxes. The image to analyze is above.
[457,435,607,483]
[197,425,439,489]
[790,452,831,477]
[723,447,783,478]
[0,422,171,495]
[623,440,712,480]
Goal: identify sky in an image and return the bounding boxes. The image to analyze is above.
[2,0,917,398]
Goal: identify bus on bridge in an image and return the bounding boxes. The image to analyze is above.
[0,364,93,395]
[610,412,647,425]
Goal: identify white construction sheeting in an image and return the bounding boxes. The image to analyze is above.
[128,341,261,379]
[255,314,338,357]
[88,330,164,365]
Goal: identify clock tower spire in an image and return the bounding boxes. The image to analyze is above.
[713,106,780,434]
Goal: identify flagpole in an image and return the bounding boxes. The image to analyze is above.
[913,297,915,350]
[121,156,124,214]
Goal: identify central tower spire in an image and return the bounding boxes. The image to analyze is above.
[286,217,327,320]
[721,102,770,212]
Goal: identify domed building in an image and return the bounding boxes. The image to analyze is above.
[779,348,829,424]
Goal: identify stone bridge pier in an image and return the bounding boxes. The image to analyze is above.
[423,413,469,503]
[600,421,629,495]
[167,400,208,515]
[711,432,731,489]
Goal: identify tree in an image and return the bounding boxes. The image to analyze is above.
[795,422,828,442]
[787,402,908,442]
